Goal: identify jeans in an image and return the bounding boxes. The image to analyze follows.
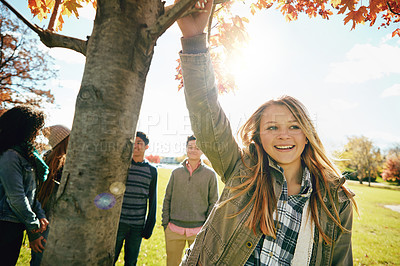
[114,222,143,266]
[30,225,50,266]
[0,220,25,266]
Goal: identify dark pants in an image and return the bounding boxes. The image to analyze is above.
[114,222,143,266]
[0,220,26,266]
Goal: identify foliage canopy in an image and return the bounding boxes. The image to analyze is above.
[23,0,400,93]
[0,6,56,111]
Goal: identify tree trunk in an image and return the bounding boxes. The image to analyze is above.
[42,1,163,264]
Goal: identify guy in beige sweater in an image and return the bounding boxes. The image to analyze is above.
[162,135,218,266]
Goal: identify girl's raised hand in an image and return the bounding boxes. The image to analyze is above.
[176,0,214,38]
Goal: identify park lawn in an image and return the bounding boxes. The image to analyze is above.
[347,183,400,265]
[17,169,400,265]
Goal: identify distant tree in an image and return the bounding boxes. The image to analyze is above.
[145,154,160,163]
[0,6,56,111]
[387,144,400,157]
[335,136,383,185]
[381,155,400,184]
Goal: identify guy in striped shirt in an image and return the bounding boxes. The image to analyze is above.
[114,131,158,266]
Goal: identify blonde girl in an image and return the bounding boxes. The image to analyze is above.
[176,1,356,265]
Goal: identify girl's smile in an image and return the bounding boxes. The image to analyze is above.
[260,104,308,173]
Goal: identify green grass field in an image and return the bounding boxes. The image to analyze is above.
[17,168,400,265]
[349,183,400,265]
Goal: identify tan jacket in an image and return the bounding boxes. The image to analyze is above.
[179,43,354,265]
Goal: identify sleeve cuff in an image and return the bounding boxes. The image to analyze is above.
[27,230,41,242]
[181,33,208,54]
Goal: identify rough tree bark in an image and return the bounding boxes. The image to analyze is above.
[41,1,162,264]
[37,0,197,264]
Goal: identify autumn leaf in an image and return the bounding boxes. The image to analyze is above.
[64,0,83,18]
[344,6,368,29]
[338,0,358,15]
[281,4,298,22]
[393,28,400,37]
[250,3,257,15]
[369,0,385,16]
[56,13,65,31]
[330,0,341,8]
[28,0,52,20]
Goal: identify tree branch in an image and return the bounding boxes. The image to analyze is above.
[147,0,198,40]
[48,0,62,31]
[0,0,88,55]
[38,30,88,55]
[147,0,229,41]
[0,0,40,35]
[387,1,400,16]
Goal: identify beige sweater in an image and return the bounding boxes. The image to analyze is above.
[161,159,219,228]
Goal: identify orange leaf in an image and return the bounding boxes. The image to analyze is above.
[344,6,368,29]
[392,28,400,37]
[330,0,341,8]
[338,0,357,14]
[64,0,83,18]
[369,0,385,15]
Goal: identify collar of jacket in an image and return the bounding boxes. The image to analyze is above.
[265,153,349,196]
[181,158,204,171]
[265,154,285,184]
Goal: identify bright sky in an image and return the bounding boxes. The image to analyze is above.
[13,1,400,156]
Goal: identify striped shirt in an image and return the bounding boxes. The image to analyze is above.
[120,160,157,228]
[245,167,313,266]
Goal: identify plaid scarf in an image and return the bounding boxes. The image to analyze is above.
[245,167,313,266]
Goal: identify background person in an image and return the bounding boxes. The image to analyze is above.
[114,131,158,266]
[162,135,218,266]
[176,1,356,265]
[0,106,49,266]
[31,124,70,266]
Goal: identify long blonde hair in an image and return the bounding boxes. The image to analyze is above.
[227,95,355,244]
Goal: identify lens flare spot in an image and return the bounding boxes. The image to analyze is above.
[109,182,126,195]
[94,193,116,210]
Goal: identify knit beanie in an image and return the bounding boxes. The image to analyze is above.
[45,125,71,148]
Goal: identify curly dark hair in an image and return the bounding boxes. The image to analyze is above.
[0,105,45,154]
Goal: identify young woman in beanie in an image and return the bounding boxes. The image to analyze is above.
[0,105,49,266]
[176,1,357,265]
[31,125,70,266]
